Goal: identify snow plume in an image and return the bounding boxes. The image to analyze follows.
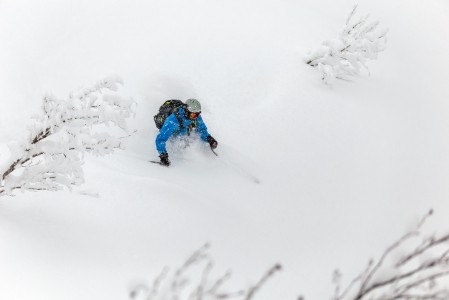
[0,76,135,197]
[305,5,388,84]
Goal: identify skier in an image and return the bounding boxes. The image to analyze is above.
[155,98,218,167]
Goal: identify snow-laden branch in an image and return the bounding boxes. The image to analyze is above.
[305,5,388,84]
[0,76,135,196]
[130,244,282,300]
[329,210,449,300]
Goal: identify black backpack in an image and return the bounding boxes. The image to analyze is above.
[153,99,186,129]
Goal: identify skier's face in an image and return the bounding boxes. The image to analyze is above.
[188,111,201,120]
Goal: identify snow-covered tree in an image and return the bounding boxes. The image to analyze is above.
[327,210,449,300]
[305,5,388,84]
[0,76,135,196]
[130,244,282,300]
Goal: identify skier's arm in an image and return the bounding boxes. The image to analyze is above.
[196,116,211,142]
[155,115,180,154]
[196,117,217,149]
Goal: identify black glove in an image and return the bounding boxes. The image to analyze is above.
[206,135,218,150]
[159,153,170,167]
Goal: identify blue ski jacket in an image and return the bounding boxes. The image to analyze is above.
[156,107,211,155]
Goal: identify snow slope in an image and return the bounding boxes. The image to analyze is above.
[1,0,449,299]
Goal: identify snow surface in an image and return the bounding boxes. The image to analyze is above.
[1,0,449,299]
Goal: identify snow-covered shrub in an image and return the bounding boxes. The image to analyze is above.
[305,5,388,84]
[326,210,449,300]
[0,76,135,196]
[130,244,282,300]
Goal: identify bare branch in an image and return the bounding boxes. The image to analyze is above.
[330,211,449,300]
[397,232,449,268]
[31,127,53,145]
[357,231,419,297]
[1,157,22,181]
[245,264,282,300]
[208,270,232,295]
[131,245,281,300]
[148,267,170,300]
[338,261,373,300]
[396,270,449,297]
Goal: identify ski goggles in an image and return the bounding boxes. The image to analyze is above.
[188,111,201,119]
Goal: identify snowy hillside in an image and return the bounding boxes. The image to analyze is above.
[1,0,449,300]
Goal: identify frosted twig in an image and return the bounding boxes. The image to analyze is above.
[0,76,134,197]
[305,5,388,84]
